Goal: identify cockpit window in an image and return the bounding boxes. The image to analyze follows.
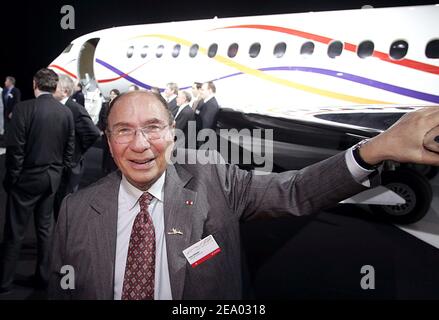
[63,43,73,53]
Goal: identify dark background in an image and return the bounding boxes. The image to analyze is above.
[0,0,437,99]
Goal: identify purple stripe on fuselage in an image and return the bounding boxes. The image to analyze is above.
[95,58,439,103]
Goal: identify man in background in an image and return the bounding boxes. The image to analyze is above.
[195,81,219,131]
[71,82,85,107]
[163,82,179,117]
[2,76,21,133]
[0,68,74,294]
[53,74,101,219]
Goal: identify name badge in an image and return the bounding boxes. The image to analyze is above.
[183,235,221,267]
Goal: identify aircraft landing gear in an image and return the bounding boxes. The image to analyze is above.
[369,168,432,224]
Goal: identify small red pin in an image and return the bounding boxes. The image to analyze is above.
[185,200,193,206]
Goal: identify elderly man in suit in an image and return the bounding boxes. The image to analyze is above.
[0,69,75,294]
[48,90,439,300]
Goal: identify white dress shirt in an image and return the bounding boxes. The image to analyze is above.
[114,173,172,300]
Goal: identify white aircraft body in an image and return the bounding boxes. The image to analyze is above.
[49,5,439,115]
[48,5,439,233]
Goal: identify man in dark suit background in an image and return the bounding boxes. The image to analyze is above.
[164,82,179,117]
[195,81,219,131]
[71,82,85,107]
[175,90,195,132]
[175,90,196,149]
[48,91,439,300]
[53,75,101,219]
[2,76,21,132]
[0,68,75,294]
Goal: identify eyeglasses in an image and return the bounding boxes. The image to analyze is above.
[108,124,169,144]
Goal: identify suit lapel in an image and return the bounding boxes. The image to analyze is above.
[164,165,204,300]
[89,171,121,299]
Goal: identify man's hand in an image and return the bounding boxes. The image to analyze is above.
[360,107,439,166]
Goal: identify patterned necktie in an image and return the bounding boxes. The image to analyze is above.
[122,192,155,300]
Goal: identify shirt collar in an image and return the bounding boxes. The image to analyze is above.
[120,171,166,210]
[61,97,69,105]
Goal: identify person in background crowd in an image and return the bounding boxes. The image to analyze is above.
[53,75,101,219]
[71,82,85,107]
[150,87,161,95]
[0,68,74,294]
[191,82,202,111]
[98,89,120,174]
[195,81,219,131]
[2,76,21,133]
[163,82,179,117]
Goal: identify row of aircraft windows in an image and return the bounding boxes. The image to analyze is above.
[126,39,439,60]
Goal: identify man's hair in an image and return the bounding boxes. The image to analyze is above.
[167,82,178,95]
[110,89,120,96]
[181,91,192,103]
[193,82,202,90]
[33,68,59,93]
[204,81,216,93]
[106,91,174,131]
[58,74,75,97]
[6,76,16,85]
[76,82,83,90]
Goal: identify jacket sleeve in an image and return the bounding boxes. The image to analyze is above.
[4,102,26,187]
[63,110,75,169]
[76,107,101,153]
[215,151,371,222]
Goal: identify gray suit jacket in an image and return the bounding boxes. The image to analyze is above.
[48,150,369,299]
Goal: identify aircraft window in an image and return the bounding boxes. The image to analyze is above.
[426,39,439,58]
[156,45,164,58]
[208,43,218,58]
[63,43,73,53]
[328,41,343,58]
[249,43,261,58]
[172,44,181,58]
[300,41,314,55]
[357,40,374,58]
[389,40,408,60]
[228,43,239,58]
[127,46,134,58]
[274,42,287,58]
[189,44,199,58]
[140,45,148,58]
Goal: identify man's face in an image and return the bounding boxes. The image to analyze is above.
[4,78,12,88]
[109,91,118,101]
[191,84,199,97]
[164,85,174,98]
[53,83,65,101]
[107,92,175,190]
[200,83,210,100]
[176,91,186,107]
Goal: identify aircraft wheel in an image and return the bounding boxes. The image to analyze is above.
[369,168,432,224]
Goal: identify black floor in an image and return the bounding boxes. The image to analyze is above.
[0,138,438,299]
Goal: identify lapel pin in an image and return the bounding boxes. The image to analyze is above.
[185,200,194,206]
[168,228,183,235]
